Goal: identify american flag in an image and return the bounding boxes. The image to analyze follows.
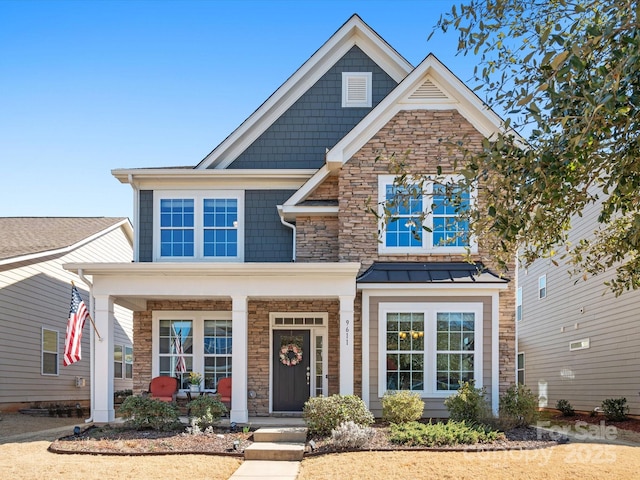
[173,326,187,373]
[63,285,89,366]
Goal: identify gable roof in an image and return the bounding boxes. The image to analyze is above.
[196,14,413,170]
[284,53,519,208]
[0,217,132,264]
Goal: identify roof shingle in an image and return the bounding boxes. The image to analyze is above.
[0,217,127,261]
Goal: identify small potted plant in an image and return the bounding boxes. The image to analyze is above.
[188,372,203,393]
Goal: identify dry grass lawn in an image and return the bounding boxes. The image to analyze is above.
[298,444,640,479]
[0,441,241,480]
[1,441,638,480]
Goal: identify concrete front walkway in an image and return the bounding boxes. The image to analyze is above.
[229,460,300,480]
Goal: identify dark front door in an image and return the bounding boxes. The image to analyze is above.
[273,329,310,411]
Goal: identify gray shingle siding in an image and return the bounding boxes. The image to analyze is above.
[245,190,295,262]
[138,190,153,262]
[224,46,398,170]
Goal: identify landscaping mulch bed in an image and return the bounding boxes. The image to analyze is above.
[50,422,558,456]
[50,425,252,456]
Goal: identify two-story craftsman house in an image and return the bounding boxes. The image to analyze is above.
[65,15,516,424]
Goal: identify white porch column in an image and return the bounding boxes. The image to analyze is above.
[339,295,355,395]
[230,295,249,423]
[92,294,115,423]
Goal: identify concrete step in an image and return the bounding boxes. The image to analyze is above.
[253,427,308,443]
[243,442,305,461]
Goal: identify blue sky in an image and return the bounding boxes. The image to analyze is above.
[1,0,480,220]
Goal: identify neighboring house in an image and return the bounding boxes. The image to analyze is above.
[65,15,516,424]
[0,217,134,412]
[517,197,640,416]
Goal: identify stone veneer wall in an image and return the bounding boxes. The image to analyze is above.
[336,109,516,393]
[132,298,343,416]
[246,299,340,416]
[296,216,339,262]
[307,175,339,200]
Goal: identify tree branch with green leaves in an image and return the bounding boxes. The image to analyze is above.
[380,0,640,295]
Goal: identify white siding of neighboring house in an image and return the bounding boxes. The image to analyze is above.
[518,197,640,415]
[0,226,133,409]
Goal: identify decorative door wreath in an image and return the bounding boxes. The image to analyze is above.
[279,343,303,366]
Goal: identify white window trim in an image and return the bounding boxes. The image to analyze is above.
[377,174,478,254]
[378,302,483,398]
[538,274,547,299]
[152,310,232,391]
[516,287,523,321]
[342,72,372,108]
[41,327,59,376]
[154,190,245,262]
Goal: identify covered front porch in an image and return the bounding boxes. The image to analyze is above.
[64,262,360,424]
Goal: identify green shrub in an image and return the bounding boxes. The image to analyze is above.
[389,420,503,447]
[382,390,424,424]
[556,399,575,417]
[187,395,228,429]
[444,381,491,424]
[303,395,374,436]
[601,398,628,421]
[499,384,538,427]
[118,395,180,430]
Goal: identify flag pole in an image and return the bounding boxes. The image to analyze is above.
[72,281,102,341]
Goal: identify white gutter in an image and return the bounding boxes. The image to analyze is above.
[77,268,96,424]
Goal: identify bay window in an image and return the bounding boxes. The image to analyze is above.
[379,302,483,396]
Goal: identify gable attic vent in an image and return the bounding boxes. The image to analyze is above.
[342,72,372,108]
[408,79,448,100]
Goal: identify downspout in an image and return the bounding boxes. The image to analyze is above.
[78,268,95,424]
[277,206,296,261]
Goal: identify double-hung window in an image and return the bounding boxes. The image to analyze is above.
[378,175,476,254]
[153,312,232,391]
[156,191,244,261]
[379,303,483,396]
[114,345,124,378]
[204,320,232,389]
[114,345,133,379]
[42,328,58,375]
[158,319,193,388]
[538,275,547,299]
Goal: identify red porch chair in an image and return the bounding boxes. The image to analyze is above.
[217,377,231,408]
[148,376,178,402]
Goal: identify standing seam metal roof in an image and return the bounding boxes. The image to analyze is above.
[356,262,509,284]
